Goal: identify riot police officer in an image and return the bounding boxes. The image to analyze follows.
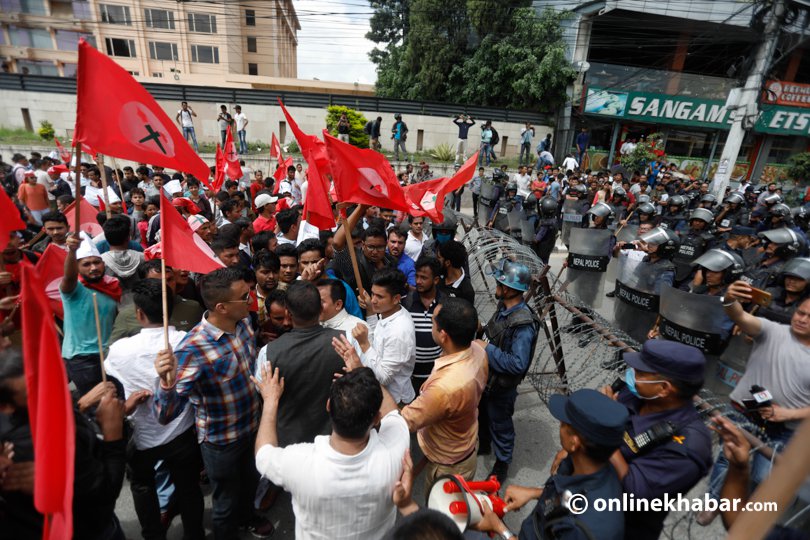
[473,389,629,540]
[791,206,809,234]
[672,208,715,287]
[625,201,657,227]
[421,210,459,259]
[698,193,717,211]
[534,197,560,264]
[660,194,688,232]
[760,257,810,324]
[715,192,747,232]
[477,259,540,484]
[637,226,679,294]
[747,227,808,289]
[758,203,792,233]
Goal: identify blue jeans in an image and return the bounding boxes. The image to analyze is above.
[237,129,248,154]
[220,130,228,147]
[706,423,794,501]
[200,436,259,540]
[182,126,198,152]
[479,143,491,166]
[519,142,531,166]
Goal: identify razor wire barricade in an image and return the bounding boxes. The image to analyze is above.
[460,224,805,538]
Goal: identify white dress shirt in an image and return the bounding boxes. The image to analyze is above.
[361,306,416,404]
[104,327,193,450]
[255,411,409,540]
[404,231,424,262]
[323,309,368,335]
[514,173,531,198]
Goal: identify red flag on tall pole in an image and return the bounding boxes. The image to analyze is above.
[62,197,103,237]
[158,193,224,274]
[53,137,71,163]
[223,129,243,180]
[403,152,479,222]
[278,100,335,229]
[211,143,227,192]
[270,133,283,164]
[73,39,209,180]
[21,264,75,540]
[0,190,27,252]
[322,130,409,212]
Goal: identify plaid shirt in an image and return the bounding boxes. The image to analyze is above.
[154,314,260,445]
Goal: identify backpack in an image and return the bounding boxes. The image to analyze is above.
[3,165,21,197]
[363,120,373,135]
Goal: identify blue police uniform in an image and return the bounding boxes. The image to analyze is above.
[483,300,539,465]
[617,340,713,540]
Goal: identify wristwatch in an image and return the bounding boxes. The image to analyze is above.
[499,530,517,540]
[719,295,738,307]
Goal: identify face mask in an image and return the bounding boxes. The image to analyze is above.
[624,368,664,400]
[435,232,452,244]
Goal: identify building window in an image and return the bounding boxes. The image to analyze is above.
[17,60,59,76]
[72,1,92,20]
[144,8,175,30]
[148,41,178,61]
[127,71,139,76]
[0,0,21,12]
[55,30,95,51]
[247,37,257,53]
[187,13,216,34]
[100,4,132,25]
[4,0,48,14]
[245,9,256,26]
[9,26,53,49]
[62,62,78,77]
[190,44,219,64]
[105,37,136,57]
[152,72,163,78]
[248,63,258,75]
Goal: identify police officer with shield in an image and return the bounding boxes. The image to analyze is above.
[672,208,715,288]
[476,259,540,485]
[760,257,810,324]
[534,197,560,264]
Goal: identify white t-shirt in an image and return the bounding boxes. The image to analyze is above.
[404,231,424,262]
[178,109,194,128]
[235,112,248,131]
[562,156,579,172]
[514,173,531,198]
[255,411,409,540]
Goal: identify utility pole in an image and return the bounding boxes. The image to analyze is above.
[712,0,787,200]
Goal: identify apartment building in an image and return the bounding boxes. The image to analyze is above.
[0,0,299,80]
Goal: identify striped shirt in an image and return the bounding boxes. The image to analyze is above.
[403,289,444,388]
[154,314,260,445]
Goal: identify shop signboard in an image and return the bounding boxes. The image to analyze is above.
[583,85,810,137]
[764,80,810,108]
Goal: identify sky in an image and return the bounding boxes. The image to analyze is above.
[293,0,378,85]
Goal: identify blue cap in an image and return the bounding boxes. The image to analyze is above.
[624,339,706,384]
[730,225,757,236]
[548,389,629,448]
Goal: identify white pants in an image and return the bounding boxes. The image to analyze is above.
[456,138,467,163]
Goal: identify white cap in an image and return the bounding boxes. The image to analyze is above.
[254,193,278,209]
[76,231,101,260]
[165,179,183,195]
[187,214,209,232]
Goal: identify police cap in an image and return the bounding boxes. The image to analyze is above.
[548,389,629,448]
[624,339,706,384]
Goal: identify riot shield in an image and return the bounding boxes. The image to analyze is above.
[507,207,526,242]
[478,183,497,224]
[615,223,638,244]
[658,286,728,355]
[521,218,536,246]
[561,199,584,246]
[705,335,752,397]
[612,253,662,343]
[567,228,612,309]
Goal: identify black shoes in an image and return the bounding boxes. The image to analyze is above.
[489,460,510,486]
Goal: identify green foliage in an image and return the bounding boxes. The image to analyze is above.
[429,142,455,162]
[786,152,810,182]
[370,3,573,110]
[37,120,55,141]
[286,140,300,154]
[0,126,41,144]
[325,106,370,148]
[620,133,665,173]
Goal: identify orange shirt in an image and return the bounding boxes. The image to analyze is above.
[401,343,488,465]
[17,182,49,211]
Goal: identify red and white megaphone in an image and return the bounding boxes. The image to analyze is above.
[427,474,507,532]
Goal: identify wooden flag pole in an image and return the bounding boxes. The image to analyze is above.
[91,292,107,383]
[97,154,112,219]
[159,194,171,357]
[340,210,365,299]
[71,143,82,233]
[614,210,635,238]
[111,159,126,201]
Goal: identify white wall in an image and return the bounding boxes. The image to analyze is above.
[0,89,550,161]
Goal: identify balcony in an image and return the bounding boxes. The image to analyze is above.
[583,62,737,101]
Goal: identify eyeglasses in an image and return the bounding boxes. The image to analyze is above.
[222,291,251,304]
[364,244,386,252]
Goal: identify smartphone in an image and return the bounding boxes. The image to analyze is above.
[747,286,772,307]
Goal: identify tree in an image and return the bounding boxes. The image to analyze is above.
[787,152,810,184]
[325,106,370,148]
[620,133,665,173]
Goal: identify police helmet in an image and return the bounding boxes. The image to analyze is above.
[506,182,518,194]
[792,206,810,231]
[636,202,656,216]
[725,192,745,206]
[569,184,588,198]
[667,195,686,208]
[640,226,679,258]
[636,194,652,204]
[691,249,744,284]
[613,186,627,199]
[689,208,715,225]
[758,227,807,258]
[539,196,558,217]
[769,203,791,219]
[490,258,531,292]
[492,168,508,182]
[780,257,810,283]
[587,202,613,221]
[700,193,717,206]
[762,192,783,206]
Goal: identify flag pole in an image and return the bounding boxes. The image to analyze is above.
[111,159,126,205]
[159,195,170,354]
[71,143,82,233]
[91,292,107,383]
[340,209,365,298]
[97,154,112,219]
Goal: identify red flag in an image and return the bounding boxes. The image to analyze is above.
[97,196,106,213]
[273,157,294,195]
[403,152,479,222]
[53,137,71,163]
[278,100,335,229]
[322,130,409,212]
[270,133,283,163]
[20,264,75,540]
[0,189,27,252]
[210,143,226,193]
[73,39,209,180]
[63,197,103,237]
[223,129,243,180]
[35,243,67,319]
[159,193,224,274]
